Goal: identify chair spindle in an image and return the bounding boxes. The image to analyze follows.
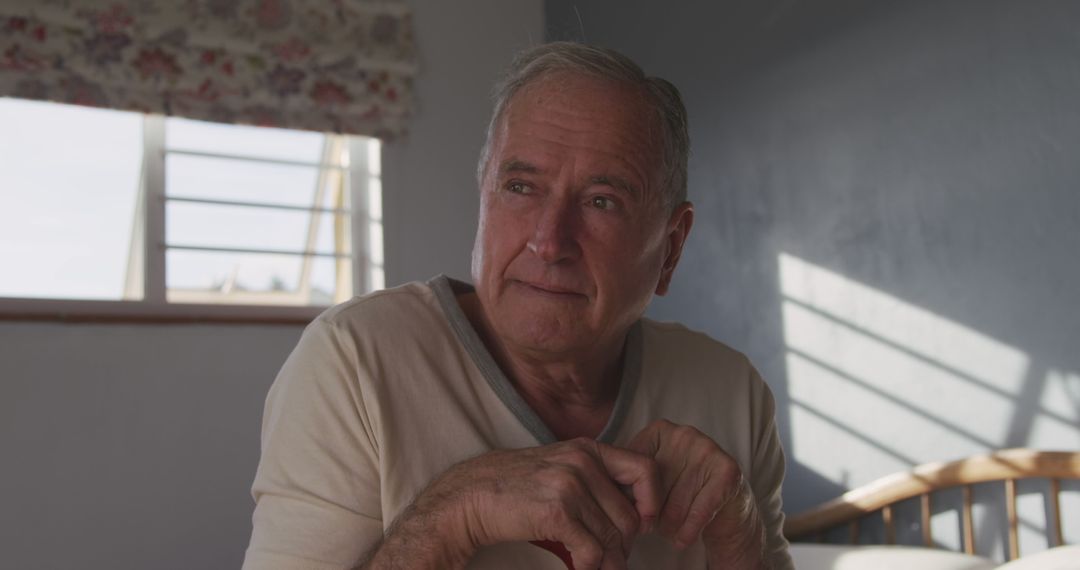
[921,493,932,547]
[1050,478,1063,547]
[962,484,975,555]
[883,504,895,545]
[1005,478,1019,560]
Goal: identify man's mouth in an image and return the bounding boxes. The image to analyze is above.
[513,279,587,299]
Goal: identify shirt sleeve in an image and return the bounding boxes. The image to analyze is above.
[242,317,384,570]
[748,362,795,570]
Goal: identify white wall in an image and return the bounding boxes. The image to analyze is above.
[0,2,543,568]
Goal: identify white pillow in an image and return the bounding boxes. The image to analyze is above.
[994,545,1080,570]
[789,544,997,570]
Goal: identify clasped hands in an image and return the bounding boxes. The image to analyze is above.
[421,419,765,570]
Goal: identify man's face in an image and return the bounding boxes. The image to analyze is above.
[471,72,693,356]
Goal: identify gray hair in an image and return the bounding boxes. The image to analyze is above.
[477,42,690,210]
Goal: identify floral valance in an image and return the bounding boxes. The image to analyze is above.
[0,0,416,138]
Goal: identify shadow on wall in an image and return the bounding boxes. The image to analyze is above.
[778,252,1076,481]
[777,252,1080,558]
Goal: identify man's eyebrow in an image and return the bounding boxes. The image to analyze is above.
[498,161,641,199]
[499,159,542,175]
[589,175,640,199]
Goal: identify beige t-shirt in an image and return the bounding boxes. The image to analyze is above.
[243,276,793,569]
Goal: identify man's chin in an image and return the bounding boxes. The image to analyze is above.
[509,335,591,357]
[497,316,591,355]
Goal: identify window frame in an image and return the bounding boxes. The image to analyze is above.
[0,113,381,324]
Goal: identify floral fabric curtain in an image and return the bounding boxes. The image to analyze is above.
[0,0,415,138]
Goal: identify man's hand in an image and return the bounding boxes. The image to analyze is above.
[363,438,660,570]
[627,419,766,569]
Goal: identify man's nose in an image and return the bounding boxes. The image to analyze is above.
[526,197,580,264]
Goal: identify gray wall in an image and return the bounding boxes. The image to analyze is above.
[0,2,542,568]
[0,323,301,569]
[548,0,1079,560]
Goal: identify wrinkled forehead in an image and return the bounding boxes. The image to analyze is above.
[493,72,666,195]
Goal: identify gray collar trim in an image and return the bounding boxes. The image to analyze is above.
[428,274,642,446]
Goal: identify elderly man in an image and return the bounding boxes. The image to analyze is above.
[243,42,792,570]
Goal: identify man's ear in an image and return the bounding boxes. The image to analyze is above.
[655,202,694,296]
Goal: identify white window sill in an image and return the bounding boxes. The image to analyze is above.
[0,297,325,325]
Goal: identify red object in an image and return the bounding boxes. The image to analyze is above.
[530,540,575,570]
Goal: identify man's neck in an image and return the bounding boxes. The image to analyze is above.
[457,291,625,440]
[504,350,623,441]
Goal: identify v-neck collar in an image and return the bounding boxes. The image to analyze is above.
[428,274,642,445]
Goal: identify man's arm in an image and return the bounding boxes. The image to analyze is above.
[358,438,661,570]
[746,368,794,570]
[354,495,474,570]
[244,318,385,569]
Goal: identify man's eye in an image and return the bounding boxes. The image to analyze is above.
[506,182,530,194]
[590,196,616,210]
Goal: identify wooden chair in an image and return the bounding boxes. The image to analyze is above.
[784,449,1080,561]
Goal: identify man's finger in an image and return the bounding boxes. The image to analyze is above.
[625,420,664,457]
[593,441,662,523]
[580,466,644,550]
[556,518,605,570]
[672,475,729,549]
[656,460,695,542]
[574,496,629,570]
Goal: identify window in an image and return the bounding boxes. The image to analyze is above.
[0,98,383,320]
